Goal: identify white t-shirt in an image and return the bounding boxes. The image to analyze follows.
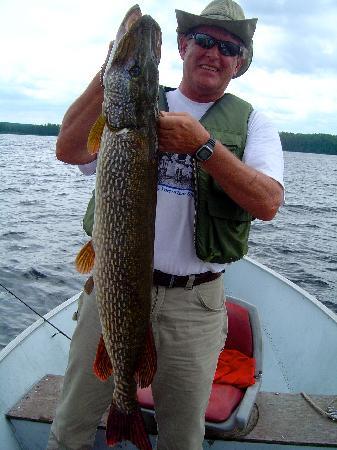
[79,88,284,276]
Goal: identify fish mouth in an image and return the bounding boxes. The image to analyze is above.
[113,15,161,66]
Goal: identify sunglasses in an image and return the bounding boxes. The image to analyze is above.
[187,32,244,57]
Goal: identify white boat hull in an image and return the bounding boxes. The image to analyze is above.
[1,257,337,449]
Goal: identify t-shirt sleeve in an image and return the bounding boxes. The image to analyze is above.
[78,158,97,175]
[243,110,284,189]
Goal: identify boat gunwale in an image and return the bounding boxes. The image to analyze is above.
[242,256,337,323]
[0,293,80,363]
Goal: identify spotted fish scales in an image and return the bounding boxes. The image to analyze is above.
[91,6,161,449]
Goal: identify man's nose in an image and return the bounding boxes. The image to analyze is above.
[204,43,221,58]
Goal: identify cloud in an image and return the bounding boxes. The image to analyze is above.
[0,87,66,124]
[242,0,337,75]
[0,0,336,134]
[231,68,337,133]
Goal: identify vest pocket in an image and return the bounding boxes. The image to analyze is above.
[207,193,252,222]
[211,130,243,159]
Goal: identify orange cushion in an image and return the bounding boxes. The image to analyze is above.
[214,349,256,389]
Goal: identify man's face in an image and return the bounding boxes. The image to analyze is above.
[179,25,244,102]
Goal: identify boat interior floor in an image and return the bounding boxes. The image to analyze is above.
[6,374,337,448]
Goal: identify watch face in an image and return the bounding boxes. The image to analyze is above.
[197,146,213,161]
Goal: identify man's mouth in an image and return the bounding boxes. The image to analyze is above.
[200,64,219,72]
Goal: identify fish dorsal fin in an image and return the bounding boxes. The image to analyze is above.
[135,325,157,388]
[87,114,106,154]
[94,335,113,380]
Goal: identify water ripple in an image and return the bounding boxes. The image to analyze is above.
[0,137,336,349]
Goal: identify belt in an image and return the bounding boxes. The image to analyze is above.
[153,269,223,289]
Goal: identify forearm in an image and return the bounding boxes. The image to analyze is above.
[158,111,283,221]
[202,141,284,221]
[56,72,103,164]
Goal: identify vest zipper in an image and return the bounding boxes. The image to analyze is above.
[192,159,199,255]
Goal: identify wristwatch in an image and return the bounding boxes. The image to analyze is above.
[193,136,216,162]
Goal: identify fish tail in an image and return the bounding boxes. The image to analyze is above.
[93,335,113,380]
[135,324,157,388]
[75,240,95,274]
[106,403,152,450]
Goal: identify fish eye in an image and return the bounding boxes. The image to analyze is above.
[129,64,141,78]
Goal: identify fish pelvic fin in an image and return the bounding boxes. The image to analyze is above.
[93,335,113,381]
[84,275,94,295]
[106,403,152,450]
[135,324,157,388]
[87,114,105,154]
[75,240,95,274]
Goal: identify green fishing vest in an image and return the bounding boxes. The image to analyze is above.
[83,86,253,263]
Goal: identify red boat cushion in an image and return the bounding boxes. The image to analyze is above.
[137,384,244,423]
[205,383,244,422]
[225,302,253,356]
[137,386,154,410]
[137,301,254,423]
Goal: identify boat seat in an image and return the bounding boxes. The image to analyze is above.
[137,296,263,438]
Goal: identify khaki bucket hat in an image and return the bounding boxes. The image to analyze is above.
[176,0,258,77]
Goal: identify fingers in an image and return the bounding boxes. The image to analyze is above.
[158,111,192,130]
[159,111,189,116]
[157,112,209,154]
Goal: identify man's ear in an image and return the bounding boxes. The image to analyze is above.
[233,57,244,77]
[178,33,188,60]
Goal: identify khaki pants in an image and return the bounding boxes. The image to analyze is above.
[47,276,227,450]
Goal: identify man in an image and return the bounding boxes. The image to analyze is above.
[48,0,284,449]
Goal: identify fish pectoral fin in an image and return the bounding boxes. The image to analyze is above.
[75,240,95,274]
[135,324,157,388]
[93,335,113,381]
[106,403,151,450]
[87,114,106,154]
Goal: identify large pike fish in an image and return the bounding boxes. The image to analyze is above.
[76,5,161,449]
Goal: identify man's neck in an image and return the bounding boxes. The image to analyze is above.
[178,81,225,103]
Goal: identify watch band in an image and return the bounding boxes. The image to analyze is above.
[193,136,216,162]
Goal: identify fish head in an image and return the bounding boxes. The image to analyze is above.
[103,14,162,130]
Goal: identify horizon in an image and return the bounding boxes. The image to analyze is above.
[1,0,337,135]
[2,121,337,138]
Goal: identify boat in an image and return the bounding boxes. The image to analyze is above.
[1,256,337,449]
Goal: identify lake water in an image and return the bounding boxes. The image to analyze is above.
[0,134,336,349]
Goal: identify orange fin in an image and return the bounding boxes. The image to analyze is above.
[75,240,95,274]
[93,335,113,381]
[87,114,105,154]
[135,325,157,388]
[106,403,151,450]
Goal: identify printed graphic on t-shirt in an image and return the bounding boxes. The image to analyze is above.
[158,153,194,197]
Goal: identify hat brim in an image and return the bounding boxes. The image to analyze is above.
[176,10,257,48]
[176,9,257,78]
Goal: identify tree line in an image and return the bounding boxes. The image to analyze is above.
[279,132,337,155]
[1,122,336,155]
[0,122,60,136]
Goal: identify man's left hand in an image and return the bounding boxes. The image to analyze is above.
[158,111,210,154]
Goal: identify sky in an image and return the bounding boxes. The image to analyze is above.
[1,0,337,134]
